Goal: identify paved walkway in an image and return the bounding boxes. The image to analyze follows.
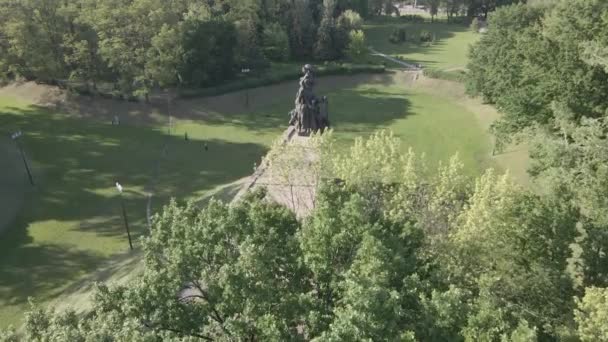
[232,126,320,218]
[369,47,422,70]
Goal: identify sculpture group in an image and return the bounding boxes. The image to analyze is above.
[289,64,330,135]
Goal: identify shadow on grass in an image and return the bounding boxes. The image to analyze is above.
[364,21,470,68]
[0,104,267,314]
[0,71,411,321]
[0,241,102,306]
[184,72,411,133]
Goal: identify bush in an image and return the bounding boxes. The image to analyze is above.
[419,30,433,42]
[338,10,363,30]
[347,30,367,60]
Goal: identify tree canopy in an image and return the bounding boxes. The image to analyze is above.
[0,0,369,96]
[2,131,606,341]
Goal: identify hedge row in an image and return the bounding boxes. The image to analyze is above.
[422,68,467,83]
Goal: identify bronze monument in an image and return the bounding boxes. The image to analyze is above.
[288,64,330,135]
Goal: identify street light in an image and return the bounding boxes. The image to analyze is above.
[115,181,134,250]
[11,130,34,186]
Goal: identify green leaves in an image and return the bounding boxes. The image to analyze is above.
[5,131,607,340]
[575,287,608,342]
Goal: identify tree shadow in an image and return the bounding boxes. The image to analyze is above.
[179,72,411,134]
[0,240,103,306]
[365,21,471,68]
[0,70,411,324]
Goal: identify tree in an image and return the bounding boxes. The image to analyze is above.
[429,0,440,21]
[314,0,340,60]
[337,9,363,30]
[145,24,183,88]
[287,0,317,59]
[443,0,464,22]
[180,19,237,87]
[262,23,290,61]
[467,1,608,149]
[528,115,608,288]
[2,131,597,340]
[0,0,71,81]
[575,287,608,341]
[346,29,366,60]
[448,169,578,336]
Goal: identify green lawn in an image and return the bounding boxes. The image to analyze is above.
[0,71,495,328]
[364,18,479,70]
[0,96,276,328]
[241,73,492,177]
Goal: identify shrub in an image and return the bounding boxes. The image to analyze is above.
[419,30,433,42]
[338,10,363,30]
[347,30,367,60]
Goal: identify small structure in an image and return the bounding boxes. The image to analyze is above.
[288,64,330,136]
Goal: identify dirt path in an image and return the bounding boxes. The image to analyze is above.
[369,47,422,70]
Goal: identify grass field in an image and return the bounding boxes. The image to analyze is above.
[0,70,512,327]
[0,93,276,327]
[364,18,478,70]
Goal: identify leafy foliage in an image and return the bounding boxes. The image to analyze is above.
[0,0,365,96]
[2,131,607,340]
[575,287,608,341]
[467,1,608,148]
[346,30,367,59]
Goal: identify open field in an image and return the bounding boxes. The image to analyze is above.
[0,90,272,327]
[364,18,478,70]
[0,70,526,327]
[0,15,524,326]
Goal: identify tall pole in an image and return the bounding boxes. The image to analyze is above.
[12,131,34,186]
[116,182,133,250]
[120,193,134,250]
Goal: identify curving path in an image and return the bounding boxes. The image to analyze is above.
[369,47,422,70]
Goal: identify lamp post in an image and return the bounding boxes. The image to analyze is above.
[241,68,251,109]
[11,131,34,186]
[115,181,134,250]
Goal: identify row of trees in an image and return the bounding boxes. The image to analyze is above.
[1,131,606,341]
[467,0,608,258]
[0,0,367,97]
[460,0,608,339]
